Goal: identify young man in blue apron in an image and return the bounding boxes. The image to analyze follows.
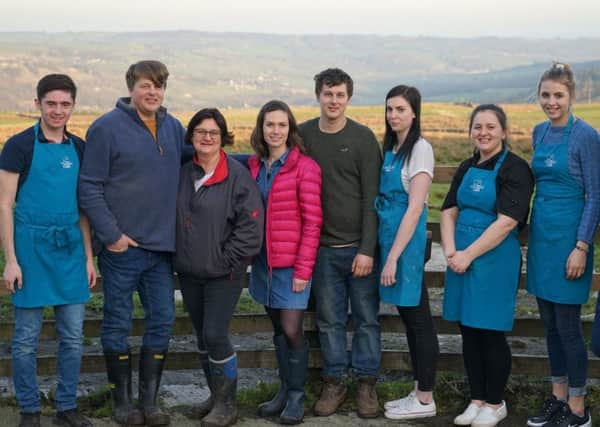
[78,61,187,426]
[0,74,96,427]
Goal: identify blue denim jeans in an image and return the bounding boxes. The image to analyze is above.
[537,297,587,396]
[312,246,380,378]
[592,291,600,357]
[98,247,175,352]
[12,303,85,413]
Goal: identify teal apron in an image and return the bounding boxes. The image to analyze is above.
[443,150,521,331]
[375,151,427,307]
[526,115,593,304]
[12,123,89,308]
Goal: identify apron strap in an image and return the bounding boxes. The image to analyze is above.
[539,114,574,146]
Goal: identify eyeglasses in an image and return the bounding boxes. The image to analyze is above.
[193,129,221,139]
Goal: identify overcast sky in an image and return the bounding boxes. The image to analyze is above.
[2,0,599,37]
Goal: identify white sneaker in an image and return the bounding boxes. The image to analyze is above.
[384,394,436,420]
[453,402,482,425]
[471,401,508,427]
[384,389,416,410]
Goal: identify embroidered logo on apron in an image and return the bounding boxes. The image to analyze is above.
[469,179,484,192]
[60,156,73,169]
[544,154,557,168]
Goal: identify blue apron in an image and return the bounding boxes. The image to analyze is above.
[375,151,427,307]
[443,150,521,331]
[526,115,593,304]
[12,123,89,308]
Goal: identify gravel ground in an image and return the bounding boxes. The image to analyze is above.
[0,406,427,427]
[0,245,596,426]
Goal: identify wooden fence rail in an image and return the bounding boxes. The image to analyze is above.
[1,164,598,378]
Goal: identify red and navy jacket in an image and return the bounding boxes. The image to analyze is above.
[174,150,264,279]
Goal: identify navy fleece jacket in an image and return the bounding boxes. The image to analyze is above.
[78,98,186,253]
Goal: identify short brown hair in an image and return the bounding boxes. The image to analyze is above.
[37,74,77,101]
[125,60,169,91]
[314,68,354,98]
[185,108,234,147]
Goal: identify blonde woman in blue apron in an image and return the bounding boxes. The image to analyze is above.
[441,104,534,427]
[375,85,439,421]
[526,63,600,427]
[0,74,96,427]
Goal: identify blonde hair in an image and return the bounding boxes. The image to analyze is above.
[537,62,576,99]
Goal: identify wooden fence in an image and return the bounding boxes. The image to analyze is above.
[0,165,598,377]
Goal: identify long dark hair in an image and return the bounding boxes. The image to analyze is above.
[382,85,421,165]
[250,100,306,160]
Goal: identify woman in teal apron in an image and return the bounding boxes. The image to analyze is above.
[441,104,534,427]
[526,63,599,427]
[375,86,439,421]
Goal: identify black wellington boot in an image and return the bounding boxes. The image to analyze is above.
[138,347,170,426]
[257,335,288,417]
[279,341,309,425]
[201,355,238,427]
[104,351,144,425]
[192,353,214,418]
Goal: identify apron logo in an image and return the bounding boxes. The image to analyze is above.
[383,164,395,172]
[60,157,73,169]
[469,179,484,192]
[544,154,556,168]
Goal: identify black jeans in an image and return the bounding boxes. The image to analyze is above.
[179,273,243,361]
[459,323,511,404]
[396,280,439,391]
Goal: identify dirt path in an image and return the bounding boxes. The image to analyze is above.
[0,406,424,427]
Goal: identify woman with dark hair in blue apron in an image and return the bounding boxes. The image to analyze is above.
[441,104,533,427]
[375,85,439,421]
[526,63,600,427]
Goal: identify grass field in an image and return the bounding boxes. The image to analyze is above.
[3,103,600,160]
[2,102,600,229]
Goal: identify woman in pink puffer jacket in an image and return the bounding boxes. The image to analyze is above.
[248,100,322,425]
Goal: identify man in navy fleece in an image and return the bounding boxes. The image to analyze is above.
[78,60,186,427]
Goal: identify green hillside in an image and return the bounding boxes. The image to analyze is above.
[1,32,600,110]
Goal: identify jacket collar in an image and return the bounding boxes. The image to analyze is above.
[249,146,300,179]
[116,97,167,128]
[193,149,229,186]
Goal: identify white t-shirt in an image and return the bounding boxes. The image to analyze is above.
[194,171,214,192]
[394,137,434,195]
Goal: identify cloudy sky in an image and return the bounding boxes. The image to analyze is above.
[2,0,599,37]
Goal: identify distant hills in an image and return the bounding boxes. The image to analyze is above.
[419,60,600,103]
[1,31,600,110]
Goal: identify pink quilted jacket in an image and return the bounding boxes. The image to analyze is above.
[249,146,323,280]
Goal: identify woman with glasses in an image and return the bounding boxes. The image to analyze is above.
[174,108,264,427]
[526,63,600,427]
[248,100,322,425]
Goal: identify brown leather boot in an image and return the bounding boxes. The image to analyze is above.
[313,377,346,416]
[356,377,379,418]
